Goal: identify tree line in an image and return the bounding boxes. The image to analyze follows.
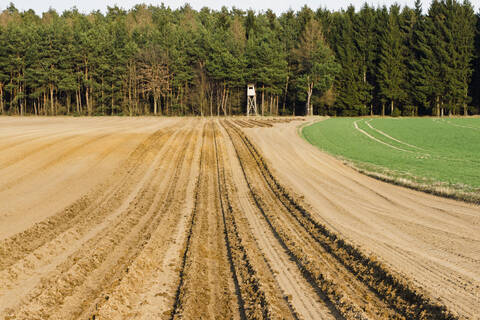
[0,0,478,117]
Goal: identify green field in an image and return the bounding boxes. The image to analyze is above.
[302,117,480,202]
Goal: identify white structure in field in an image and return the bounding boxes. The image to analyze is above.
[247,84,258,116]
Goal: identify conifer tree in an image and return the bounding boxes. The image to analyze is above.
[0,26,9,114]
[354,4,377,114]
[470,11,480,112]
[0,2,478,116]
[245,16,287,115]
[452,0,476,115]
[378,5,407,115]
[408,0,429,114]
[330,8,365,115]
[294,19,338,116]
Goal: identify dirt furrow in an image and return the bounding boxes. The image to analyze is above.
[222,120,458,320]
[171,121,239,320]
[0,117,471,320]
[0,127,79,154]
[1,124,194,319]
[213,121,297,319]
[249,120,273,128]
[0,120,134,173]
[0,123,185,313]
[233,120,255,128]
[222,120,343,320]
[0,121,182,271]
[77,125,199,320]
[95,121,204,319]
[0,130,123,192]
[0,133,81,171]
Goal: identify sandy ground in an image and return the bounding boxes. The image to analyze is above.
[246,118,480,319]
[0,117,476,319]
[0,117,174,239]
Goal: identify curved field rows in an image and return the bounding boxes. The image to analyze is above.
[247,118,480,320]
[0,117,472,319]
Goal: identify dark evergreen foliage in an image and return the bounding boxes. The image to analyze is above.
[0,1,478,116]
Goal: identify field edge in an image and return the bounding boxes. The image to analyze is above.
[300,118,480,205]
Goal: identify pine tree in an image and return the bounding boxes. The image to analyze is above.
[377,5,407,116]
[354,4,377,114]
[0,2,478,116]
[408,0,430,114]
[330,8,365,115]
[470,11,480,113]
[245,16,287,115]
[0,26,9,114]
[452,0,476,115]
[278,10,301,114]
[400,6,418,115]
[294,19,339,116]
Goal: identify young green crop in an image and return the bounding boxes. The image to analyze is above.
[302,117,480,202]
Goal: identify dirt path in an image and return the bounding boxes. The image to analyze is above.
[0,117,473,319]
[246,118,480,319]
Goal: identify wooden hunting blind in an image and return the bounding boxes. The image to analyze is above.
[247,84,258,116]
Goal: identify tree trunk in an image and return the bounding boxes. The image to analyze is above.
[269,94,273,115]
[199,61,206,117]
[101,77,104,114]
[85,63,91,115]
[179,86,183,115]
[111,82,114,115]
[261,85,265,116]
[133,65,138,115]
[76,89,80,114]
[276,95,279,116]
[227,88,231,116]
[19,85,23,116]
[0,84,3,114]
[128,70,132,116]
[79,87,83,113]
[370,104,373,116]
[50,84,54,115]
[223,87,229,117]
[43,92,47,116]
[154,95,158,115]
[217,87,220,116]
[306,82,313,116]
[382,103,385,116]
[86,86,90,115]
[283,75,289,115]
[390,100,394,115]
[210,89,213,117]
[66,93,71,114]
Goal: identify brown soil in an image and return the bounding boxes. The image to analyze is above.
[0,117,476,319]
[246,117,480,320]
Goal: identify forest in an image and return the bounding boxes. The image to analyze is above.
[0,0,478,117]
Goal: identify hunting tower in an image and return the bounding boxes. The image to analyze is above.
[247,84,258,116]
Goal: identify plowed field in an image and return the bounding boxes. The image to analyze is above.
[0,117,477,320]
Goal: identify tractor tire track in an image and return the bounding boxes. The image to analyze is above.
[170,121,239,320]
[214,121,296,319]
[222,120,457,320]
